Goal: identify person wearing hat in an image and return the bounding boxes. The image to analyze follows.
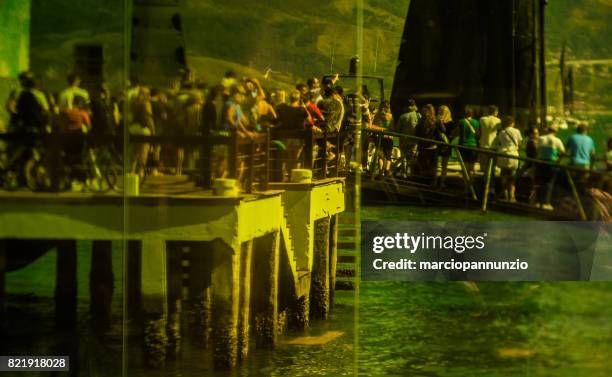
[535,122,565,211]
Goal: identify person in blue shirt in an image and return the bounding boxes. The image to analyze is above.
[566,123,595,168]
[566,122,595,194]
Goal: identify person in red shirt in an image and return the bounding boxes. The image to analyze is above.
[297,83,324,132]
[58,95,91,186]
[60,95,90,133]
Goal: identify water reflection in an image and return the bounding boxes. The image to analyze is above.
[359,282,612,376]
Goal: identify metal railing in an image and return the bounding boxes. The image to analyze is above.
[269,128,342,182]
[362,128,611,220]
[0,130,270,194]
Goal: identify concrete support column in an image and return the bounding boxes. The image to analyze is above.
[310,217,330,320]
[328,214,338,312]
[188,243,212,349]
[251,231,280,348]
[127,240,142,321]
[166,244,183,359]
[55,240,77,328]
[141,239,168,368]
[0,239,5,326]
[90,240,113,332]
[211,239,240,369]
[237,240,253,360]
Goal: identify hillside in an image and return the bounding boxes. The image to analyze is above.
[26,0,611,110]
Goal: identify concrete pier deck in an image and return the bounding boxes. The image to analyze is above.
[0,175,346,370]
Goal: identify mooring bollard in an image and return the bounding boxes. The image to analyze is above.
[291,169,313,183]
[213,178,238,196]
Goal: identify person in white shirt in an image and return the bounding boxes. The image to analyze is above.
[492,116,522,202]
[479,105,501,172]
[58,73,90,111]
[535,123,565,210]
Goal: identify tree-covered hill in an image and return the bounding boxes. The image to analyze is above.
[27,0,611,109]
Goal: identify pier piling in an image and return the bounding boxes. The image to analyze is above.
[0,240,5,325]
[127,240,142,321]
[166,244,183,359]
[251,232,280,348]
[328,215,338,312]
[141,239,168,368]
[55,240,77,328]
[238,240,253,360]
[310,217,331,320]
[90,240,113,332]
[211,239,240,369]
[188,243,212,349]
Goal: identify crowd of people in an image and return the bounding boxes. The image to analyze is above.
[366,100,611,212]
[2,69,611,215]
[2,69,354,189]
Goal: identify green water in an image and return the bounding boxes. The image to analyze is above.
[358,206,612,376]
[3,207,612,376]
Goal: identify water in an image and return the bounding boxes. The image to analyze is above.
[358,206,612,376]
[3,207,612,376]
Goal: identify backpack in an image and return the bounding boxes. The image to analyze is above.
[16,90,48,133]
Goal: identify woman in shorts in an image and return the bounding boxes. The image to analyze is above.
[492,116,522,202]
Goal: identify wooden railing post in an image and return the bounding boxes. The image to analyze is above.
[371,132,383,180]
[260,129,270,191]
[322,131,328,179]
[481,155,494,212]
[335,131,341,177]
[565,168,587,220]
[200,137,212,189]
[454,145,478,200]
[304,130,314,170]
[247,138,255,194]
[229,131,238,179]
